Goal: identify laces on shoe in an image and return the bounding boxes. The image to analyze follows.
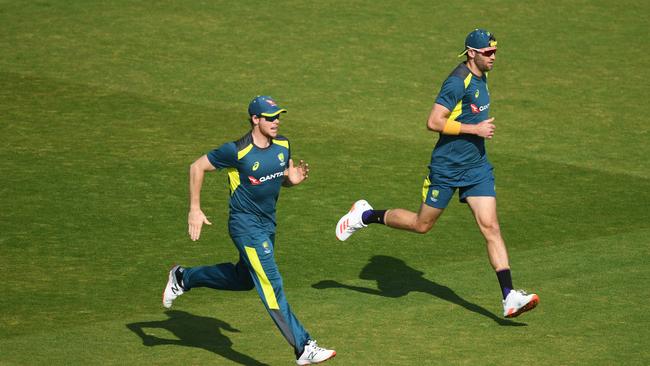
[307,340,325,352]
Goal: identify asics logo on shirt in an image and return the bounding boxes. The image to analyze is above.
[248,171,285,185]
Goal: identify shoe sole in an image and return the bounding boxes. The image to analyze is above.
[297,351,336,365]
[161,264,178,309]
[335,202,357,241]
[505,294,539,318]
[335,200,369,241]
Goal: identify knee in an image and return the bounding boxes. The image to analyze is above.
[242,280,255,291]
[231,278,255,291]
[479,221,501,239]
[413,221,434,234]
[237,269,255,291]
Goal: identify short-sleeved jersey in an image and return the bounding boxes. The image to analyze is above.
[207,132,290,236]
[432,62,492,172]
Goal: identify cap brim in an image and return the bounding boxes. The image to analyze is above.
[260,109,287,117]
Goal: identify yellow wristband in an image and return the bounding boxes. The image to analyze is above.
[442,120,461,135]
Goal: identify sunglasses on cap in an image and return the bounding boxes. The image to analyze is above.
[469,47,497,57]
[260,114,280,121]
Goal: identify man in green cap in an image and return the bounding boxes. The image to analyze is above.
[163,96,336,364]
[335,29,539,318]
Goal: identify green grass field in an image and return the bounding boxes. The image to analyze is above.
[2,1,649,365]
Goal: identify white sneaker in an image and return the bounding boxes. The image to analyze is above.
[162,265,184,309]
[335,199,373,241]
[296,340,336,365]
[503,289,539,318]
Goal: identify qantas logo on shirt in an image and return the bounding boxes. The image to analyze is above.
[470,103,490,114]
[248,171,285,185]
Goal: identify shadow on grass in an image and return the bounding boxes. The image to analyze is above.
[313,255,525,326]
[126,310,270,366]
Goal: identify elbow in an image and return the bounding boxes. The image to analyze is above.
[426,118,435,131]
[427,119,443,132]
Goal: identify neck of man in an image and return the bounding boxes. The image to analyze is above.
[251,126,272,148]
[465,59,484,78]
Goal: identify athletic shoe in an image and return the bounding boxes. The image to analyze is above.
[503,289,539,318]
[335,199,372,241]
[296,340,336,365]
[162,265,184,309]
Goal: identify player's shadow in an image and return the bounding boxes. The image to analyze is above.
[313,255,525,326]
[126,310,270,366]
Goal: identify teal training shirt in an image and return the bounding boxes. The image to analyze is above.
[433,62,492,172]
[207,132,290,236]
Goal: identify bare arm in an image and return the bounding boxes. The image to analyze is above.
[188,155,216,241]
[426,103,496,139]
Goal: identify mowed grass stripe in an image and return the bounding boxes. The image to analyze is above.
[1,229,647,365]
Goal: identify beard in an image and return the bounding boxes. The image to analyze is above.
[477,57,494,72]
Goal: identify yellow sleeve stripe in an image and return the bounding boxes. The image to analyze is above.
[244,246,280,310]
[463,73,472,88]
[273,139,289,149]
[227,168,240,195]
[448,100,463,122]
[439,74,471,135]
[237,144,253,160]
